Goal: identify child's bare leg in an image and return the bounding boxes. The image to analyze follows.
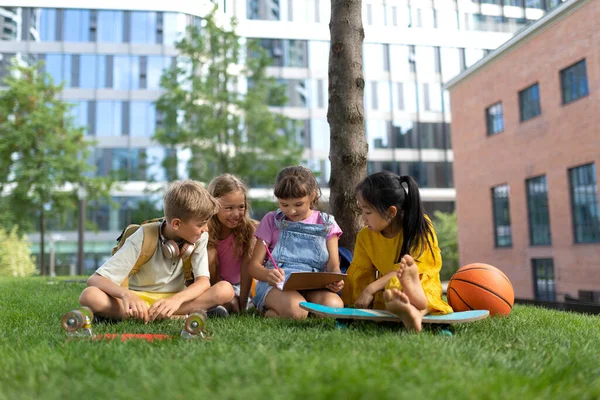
[384,288,423,332]
[175,281,235,315]
[398,255,428,310]
[264,309,280,318]
[264,289,308,320]
[79,286,127,319]
[304,289,344,308]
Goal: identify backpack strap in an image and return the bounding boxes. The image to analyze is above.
[183,256,194,287]
[120,222,161,288]
[183,241,201,287]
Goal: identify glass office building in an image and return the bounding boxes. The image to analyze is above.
[0,0,563,271]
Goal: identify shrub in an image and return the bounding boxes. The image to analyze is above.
[0,226,38,277]
[433,211,459,281]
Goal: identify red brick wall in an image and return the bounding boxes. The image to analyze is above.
[448,0,600,300]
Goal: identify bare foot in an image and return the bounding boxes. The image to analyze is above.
[384,288,422,332]
[398,255,428,311]
[264,309,279,318]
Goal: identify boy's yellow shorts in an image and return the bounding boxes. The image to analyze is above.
[131,291,177,308]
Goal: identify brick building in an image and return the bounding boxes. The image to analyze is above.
[445,0,599,302]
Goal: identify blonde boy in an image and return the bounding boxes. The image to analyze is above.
[79,180,235,323]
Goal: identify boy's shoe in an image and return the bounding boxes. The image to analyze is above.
[206,305,229,318]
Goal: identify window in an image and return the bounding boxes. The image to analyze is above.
[422,83,430,111]
[532,259,556,301]
[113,56,139,90]
[97,55,107,88]
[409,162,427,187]
[129,102,156,137]
[396,82,404,110]
[79,55,98,89]
[95,148,129,179]
[371,81,378,110]
[519,83,541,121]
[130,12,157,44]
[247,0,280,20]
[96,101,123,136]
[547,0,562,8]
[68,101,88,131]
[0,53,14,82]
[492,184,512,247]
[39,9,57,41]
[526,175,551,245]
[64,10,90,42]
[569,163,600,243]
[163,13,186,46]
[316,79,324,108]
[275,79,307,107]
[525,0,543,9]
[255,39,308,68]
[44,54,70,86]
[146,56,170,90]
[561,59,589,104]
[287,40,307,68]
[97,10,123,43]
[486,102,504,135]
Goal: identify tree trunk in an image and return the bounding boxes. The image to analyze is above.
[328,0,368,251]
[39,208,46,276]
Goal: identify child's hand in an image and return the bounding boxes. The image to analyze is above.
[148,298,183,322]
[355,288,374,309]
[267,268,285,287]
[326,280,345,293]
[120,291,149,323]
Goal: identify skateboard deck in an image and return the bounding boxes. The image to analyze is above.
[299,302,489,324]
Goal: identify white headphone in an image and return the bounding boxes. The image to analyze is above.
[159,221,195,260]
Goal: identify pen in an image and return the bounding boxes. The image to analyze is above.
[262,240,279,270]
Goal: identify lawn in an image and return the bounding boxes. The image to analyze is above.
[1,277,599,400]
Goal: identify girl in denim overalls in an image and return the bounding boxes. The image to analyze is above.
[249,166,345,319]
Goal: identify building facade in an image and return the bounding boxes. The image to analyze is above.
[446,0,599,302]
[0,0,561,272]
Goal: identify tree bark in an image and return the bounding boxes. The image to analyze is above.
[39,208,46,276]
[328,0,368,251]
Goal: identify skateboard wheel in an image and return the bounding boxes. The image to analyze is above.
[184,310,207,335]
[61,310,85,332]
[77,306,94,321]
[439,329,453,337]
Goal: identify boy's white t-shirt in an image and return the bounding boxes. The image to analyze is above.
[95,228,210,293]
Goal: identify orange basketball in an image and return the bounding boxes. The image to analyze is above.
[447,263,515,316]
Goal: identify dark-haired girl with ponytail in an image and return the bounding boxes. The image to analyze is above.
[341,171,452,332]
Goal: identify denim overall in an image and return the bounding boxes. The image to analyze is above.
[253,210,334,311]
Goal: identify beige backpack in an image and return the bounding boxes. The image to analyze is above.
[112,218,195,288]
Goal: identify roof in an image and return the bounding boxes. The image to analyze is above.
[444,0,591,90]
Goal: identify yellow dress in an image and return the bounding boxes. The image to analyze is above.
[341,226,453,314]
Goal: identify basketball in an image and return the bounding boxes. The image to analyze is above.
[447,263,515,316]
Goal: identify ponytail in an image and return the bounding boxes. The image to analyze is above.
[397,176,434,263]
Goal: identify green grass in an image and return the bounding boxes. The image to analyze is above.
[1,278,599,400]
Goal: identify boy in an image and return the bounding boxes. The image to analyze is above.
[79,180,235,323]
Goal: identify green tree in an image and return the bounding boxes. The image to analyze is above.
[155,8,303,185]
[0,61,113,275]
[0,226,37,277]
[328,0,368,250]
[434,211,459,281]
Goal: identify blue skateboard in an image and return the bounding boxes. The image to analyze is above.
[300,302,489,334]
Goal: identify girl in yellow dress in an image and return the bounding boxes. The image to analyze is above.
[341,171,453,332]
